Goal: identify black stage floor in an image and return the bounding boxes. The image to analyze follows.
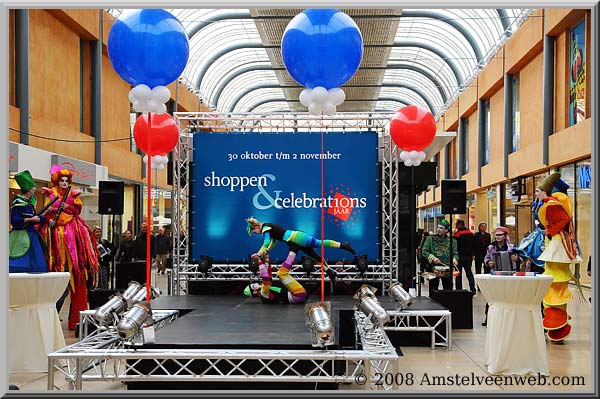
[146,294,447,349]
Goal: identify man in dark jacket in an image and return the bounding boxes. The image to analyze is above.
[473,222,491,274]
[155,227,171,275]
[454,219,476,295]
[134,222,156,261]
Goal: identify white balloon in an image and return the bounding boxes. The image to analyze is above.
[156,163,165,171]
[399,151,409,161]
[161,155,170,164]
[310,87,328,104]
[299,89,312,107]
[413,160,422,167]
[409,150,419,159]
[128,88,136,103]
[147,100,158,113]
[151,86,171,104]
[142,154,148,164]
[133,84,152,101]
[155,103,167,115]
[308,103,323,116]
[418,151,427,161]
[322,102,336,116]
[328,88,345,106]
[404,159,414,167]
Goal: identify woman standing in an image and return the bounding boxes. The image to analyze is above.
[116,229,136,263]
[9,170,49,273]
[38,164,99,330]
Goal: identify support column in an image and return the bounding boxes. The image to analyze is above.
[15,10,29,145]
[477,99,485,187]
[503,73,513,178]
[91,10,103,164]
[542,35,555,166]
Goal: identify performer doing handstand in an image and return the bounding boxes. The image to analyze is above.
[245,217,356,283]
[244,253,307,304]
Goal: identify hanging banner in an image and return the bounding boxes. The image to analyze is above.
[569,19,586,126]
[191,131,379,263]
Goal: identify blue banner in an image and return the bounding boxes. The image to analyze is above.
[191,131,379,263]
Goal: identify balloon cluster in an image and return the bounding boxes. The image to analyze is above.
[399,150,427,167]
[128,85,171,115]
[282,9,363,116]
[143,154,169,170]
[299,87,345,116]
[389,106,437,167]
[107,9,190,161]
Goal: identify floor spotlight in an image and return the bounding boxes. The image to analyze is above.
[94,293,127,326]
[354,255,369,275]
[302,256,315,275]
[305,302,334,347]
[198,255,213,274]
[248,254,259,274]
[122,281,143,308]
[388,282,412,310]
[354,285,389,327]
[131,285,161,303]
[117,301,152,339]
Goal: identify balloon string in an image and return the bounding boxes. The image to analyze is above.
[146,113,152,302]
[321,111,325,302]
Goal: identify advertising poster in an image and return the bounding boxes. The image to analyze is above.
[569,20,586,126]
[191,131,379,263]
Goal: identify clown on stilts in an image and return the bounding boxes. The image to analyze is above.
[38,164,100,330]
[536,172,585,342]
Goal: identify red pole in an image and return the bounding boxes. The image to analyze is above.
[320,112,325,302]
[146,113,152,302]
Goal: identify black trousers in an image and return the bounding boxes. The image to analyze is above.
[474,254,489,274]
[429,276,453,291]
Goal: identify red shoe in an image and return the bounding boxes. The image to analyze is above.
[547,323,571,342]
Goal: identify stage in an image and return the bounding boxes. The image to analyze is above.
[50,294,450,391]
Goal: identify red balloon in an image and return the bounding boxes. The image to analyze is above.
[133,113,179,156]
[389,106,436,151]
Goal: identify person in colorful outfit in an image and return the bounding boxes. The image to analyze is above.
[38,164,100,330]
[536,172,583,342]
[421,219,458,291]
[244,252,308,304]
[245,217,355,283]
[9,170,49,273]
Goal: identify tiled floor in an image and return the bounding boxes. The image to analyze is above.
[9,270,595,393]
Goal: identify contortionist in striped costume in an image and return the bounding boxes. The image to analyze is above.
[244,253,308,304]
[536,172,584,342]
[246,217,356,284]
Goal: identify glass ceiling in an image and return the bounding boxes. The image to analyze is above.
[108,8,533,118]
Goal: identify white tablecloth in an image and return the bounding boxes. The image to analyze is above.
[9,272,70,373]
[475,274,553,376]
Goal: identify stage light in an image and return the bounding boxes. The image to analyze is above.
[117,301,152,339]
[305,302,334,347]
[94,293,127,326]
[388,282,412,310]
[131,285,161,303]
[302,256,315,275]
[248,254,259,274]
[198,255,213,274]
[122,281,143,308]
[354,255,369,275]
[354,284,389,327]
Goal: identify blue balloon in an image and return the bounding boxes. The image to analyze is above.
[108,9,189,88]
[281,9,363,89]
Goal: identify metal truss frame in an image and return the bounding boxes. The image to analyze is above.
[78,310,180,341]
[48,310,398,391]
[384,309,452,350]
[171,112,399,295]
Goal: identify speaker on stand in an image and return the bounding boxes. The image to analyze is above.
[98,181,125,290]
[441,180,467,290]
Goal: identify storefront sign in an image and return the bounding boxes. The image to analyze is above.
[50,155,96,185]
[579,165,591,189]
[569,19,586,126]
[9,142,18,172]
[486,188,496,199]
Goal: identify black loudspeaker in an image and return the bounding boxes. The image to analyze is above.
[398,162,438,186]
[115,261,147,290]
[441,179,467,214]
[98,181,124,215]
[429,289,473,329]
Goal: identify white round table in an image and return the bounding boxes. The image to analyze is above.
[9,272,70,373]
[475,274,553,376]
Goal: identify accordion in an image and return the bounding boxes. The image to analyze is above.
[493,251,513,272]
